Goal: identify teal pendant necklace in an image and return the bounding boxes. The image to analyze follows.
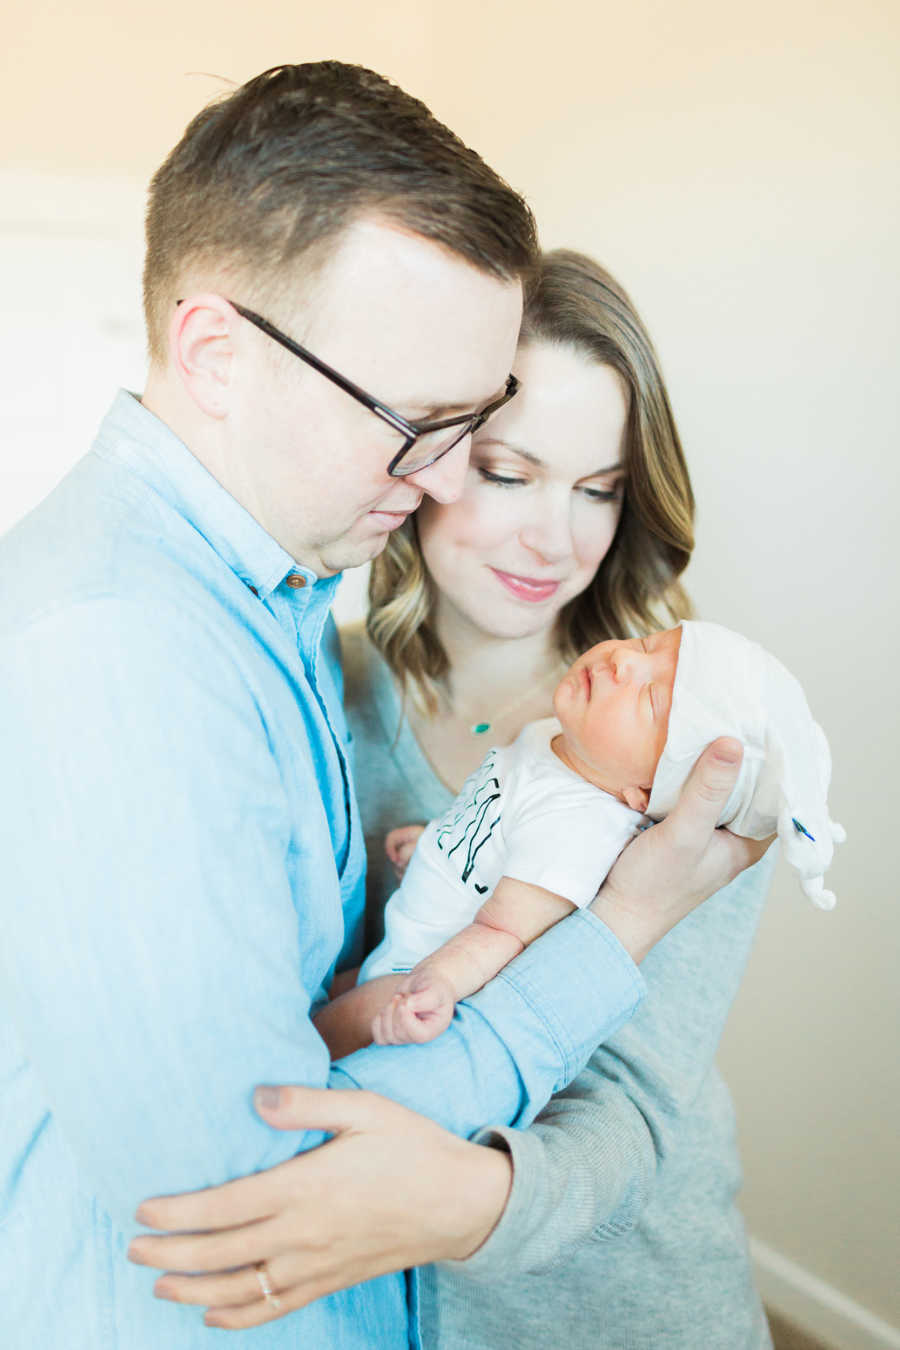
[466,661,567,737]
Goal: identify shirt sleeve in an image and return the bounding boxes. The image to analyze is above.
[436,851,776,1279]
[0,594,643,1241]
[335,906,644,1136]
[0,594,338,1235]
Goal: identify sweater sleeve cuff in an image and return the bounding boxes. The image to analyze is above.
[438,1125,536,1279]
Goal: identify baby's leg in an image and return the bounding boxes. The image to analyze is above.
[313,973,407,1060]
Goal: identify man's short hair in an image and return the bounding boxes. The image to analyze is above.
[143,61,538,361]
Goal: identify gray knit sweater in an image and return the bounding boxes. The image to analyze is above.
[341,624,775,1350]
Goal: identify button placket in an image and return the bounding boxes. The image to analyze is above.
[297,593,357,881]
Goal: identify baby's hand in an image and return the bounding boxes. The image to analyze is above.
[384,824,426,880]
[371,968,456,1045]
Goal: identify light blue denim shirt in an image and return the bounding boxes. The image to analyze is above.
[0,392,644,1349]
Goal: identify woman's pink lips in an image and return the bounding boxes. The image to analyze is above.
[490,567,561,603]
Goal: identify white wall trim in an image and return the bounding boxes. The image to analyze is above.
[752,1239,900,1350]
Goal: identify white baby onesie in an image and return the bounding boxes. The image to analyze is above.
[359,717,645,982]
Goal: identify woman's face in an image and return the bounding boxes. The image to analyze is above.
[416,339,629,642]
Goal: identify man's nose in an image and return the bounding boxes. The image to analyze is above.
[403,435,471,505]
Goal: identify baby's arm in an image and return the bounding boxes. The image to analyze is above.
[372,878,577,1046]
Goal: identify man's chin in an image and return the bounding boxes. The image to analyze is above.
[318,530,392,576]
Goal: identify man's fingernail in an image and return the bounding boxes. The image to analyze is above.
[128,1242,148,1264]
[255,1085,281,1110]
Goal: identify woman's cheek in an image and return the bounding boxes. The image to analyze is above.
[572,505,621,572]
[473,491,524,540]
[418,493,512,568]
[450,487,523,548]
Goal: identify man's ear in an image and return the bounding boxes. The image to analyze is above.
[622,784,650,813]
[168,294,237,419]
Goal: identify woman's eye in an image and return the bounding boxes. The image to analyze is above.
[580,482,623,503]
[477,467,527,487]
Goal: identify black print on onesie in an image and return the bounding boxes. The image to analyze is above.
[435,750,502,892]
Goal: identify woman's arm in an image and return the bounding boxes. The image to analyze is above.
[127,744,771,1329]
[439,849,776,1280]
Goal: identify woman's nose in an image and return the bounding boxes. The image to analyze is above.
[517,498,573,564]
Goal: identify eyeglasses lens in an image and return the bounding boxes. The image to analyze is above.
[392,422,474,477]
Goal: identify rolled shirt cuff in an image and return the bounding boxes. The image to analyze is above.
[333,908,643,1138]
[468,907,644,1122]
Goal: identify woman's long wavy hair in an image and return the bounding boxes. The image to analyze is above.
[368,249,695,711]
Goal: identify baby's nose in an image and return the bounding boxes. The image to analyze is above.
[610,650,628,677]
[610,649,640,681]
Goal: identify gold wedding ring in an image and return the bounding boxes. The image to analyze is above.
[255,1260,283,1312]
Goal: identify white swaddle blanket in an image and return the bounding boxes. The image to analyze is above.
[646,620,846,909]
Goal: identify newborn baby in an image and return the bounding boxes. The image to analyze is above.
[314,621,844,1055]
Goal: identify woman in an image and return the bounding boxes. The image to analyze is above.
[340,251,774,1348]
[349,247,695,938]
[134,252,774,1347]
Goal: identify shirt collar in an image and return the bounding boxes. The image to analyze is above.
[92,390,331,602]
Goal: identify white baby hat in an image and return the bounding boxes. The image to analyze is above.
[646,620,846,909]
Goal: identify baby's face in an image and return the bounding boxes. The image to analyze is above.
[552,627,682,803]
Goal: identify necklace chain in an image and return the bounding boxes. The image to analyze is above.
[450,660,567,737]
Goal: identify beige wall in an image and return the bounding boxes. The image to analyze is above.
[4,2,899,1344]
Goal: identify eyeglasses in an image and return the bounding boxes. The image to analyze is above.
[228,301,519,477]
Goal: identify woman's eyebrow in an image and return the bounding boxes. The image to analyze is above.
[474,436,542,462]
[583,462,625,478]
[475,438,624,477]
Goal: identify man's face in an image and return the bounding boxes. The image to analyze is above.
[553,627,683,800]
[223,218,524,575]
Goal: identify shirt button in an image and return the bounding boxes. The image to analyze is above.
[285,574,307,589]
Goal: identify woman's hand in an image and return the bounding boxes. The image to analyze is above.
[385,824,425,880]
[128,1086,512,1330]
[591,738,773,962]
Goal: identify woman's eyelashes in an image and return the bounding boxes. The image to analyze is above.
[476,465,625,503]
[476,466,527,488]
[580,482,623,503]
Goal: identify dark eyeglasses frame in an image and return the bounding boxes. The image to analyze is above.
[227,300,519,477]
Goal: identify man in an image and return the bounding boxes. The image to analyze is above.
[0,63,758,1347]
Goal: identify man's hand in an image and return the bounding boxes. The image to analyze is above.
[128,1087,512,1331]
[591,738,773,962]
